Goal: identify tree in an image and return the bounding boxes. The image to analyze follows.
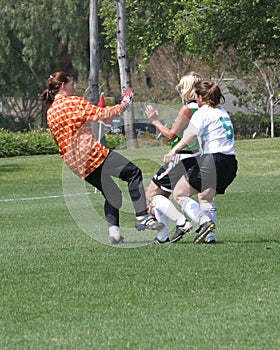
[1,0,279,135]
[0,0,89,128]
[252,60,280,138]
[115,0,138,149]
[0,0,89,93]
[84,0,100,105]
[170,0,280,137]
[99,0,180,66]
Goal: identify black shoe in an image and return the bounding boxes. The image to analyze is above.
[135,215,165,231]
[170,220,193,243]
[193,221,216,244]
[153,237,170,244]
[108,236,124,245]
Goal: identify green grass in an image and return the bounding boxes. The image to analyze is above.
[0,138,280,349]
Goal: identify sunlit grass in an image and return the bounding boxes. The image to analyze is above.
[0,138,279,349]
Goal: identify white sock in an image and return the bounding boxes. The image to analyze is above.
[152,195,186,226]
[178,196,210,228]
[200,202,217,242]
[200,202,217,223]
[109,225,121,240]
[178,196,200,223]
[153,208,170,242]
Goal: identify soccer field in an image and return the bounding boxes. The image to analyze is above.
[0,138,279,349]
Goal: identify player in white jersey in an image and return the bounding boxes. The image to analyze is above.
[145,73,216,244]
[164,80,238,243]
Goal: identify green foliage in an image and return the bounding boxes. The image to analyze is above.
[172,0,280,64]
[0,0,89,98]
[262,114,280,137]
[100,0,186,67]
[0,114,33,132]
[231,113,280,138]
[0,129,58,157]
[104,132,168,150]
[231,113,266,138]
[0,0,279,137]
[104,133,126,149]
[0,0,279,88]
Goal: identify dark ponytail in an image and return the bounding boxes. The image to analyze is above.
[194,80,225,107]
[40,71,72,105]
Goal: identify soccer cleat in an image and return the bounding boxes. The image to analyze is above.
[204,239,216,244]
[135,215,165,231]
[193,220,216,244]
[170,220,193,243]
[152,237,170,244]
[108,235,124,245]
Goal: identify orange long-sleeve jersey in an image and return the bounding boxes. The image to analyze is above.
[47,95,124,178]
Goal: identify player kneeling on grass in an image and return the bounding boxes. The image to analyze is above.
[41,72,164,245]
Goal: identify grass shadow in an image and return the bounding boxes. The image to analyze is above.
[0,164,24,174]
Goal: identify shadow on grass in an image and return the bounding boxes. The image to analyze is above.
[0,164,24,173]
[175,239,280,245]
[226,239,280,244]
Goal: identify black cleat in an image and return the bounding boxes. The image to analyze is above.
[170,220,193,243]
[193,221,216,244]
[135,215,165,231]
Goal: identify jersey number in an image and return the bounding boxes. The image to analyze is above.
[220,117,234,140]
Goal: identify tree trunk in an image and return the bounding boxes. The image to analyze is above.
[85,0,99,105]
[253,61,275,138]
[115,0,138,149]
[269,96,275,138]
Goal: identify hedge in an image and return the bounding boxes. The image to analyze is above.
[1,114,279,157]
[231,113,280,138]
[0,129,58,157]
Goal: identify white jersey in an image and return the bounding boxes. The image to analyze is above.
[184,104,235,155]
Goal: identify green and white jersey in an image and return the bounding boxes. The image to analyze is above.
[170,102,200,153]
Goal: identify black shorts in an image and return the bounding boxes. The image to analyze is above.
[187,153,238,194]
[152,154,198,193]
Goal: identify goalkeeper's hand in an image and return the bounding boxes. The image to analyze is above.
[121,87,134,111]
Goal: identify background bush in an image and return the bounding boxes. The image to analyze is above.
[104,132,168,150]
[0,113,37,132]
[104,133,126,149]
[0,129,58,157]
[231,113,280,138]
[1,113,279,158]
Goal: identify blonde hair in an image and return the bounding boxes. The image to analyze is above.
[176,71,202,102]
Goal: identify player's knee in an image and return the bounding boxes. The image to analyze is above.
[173,187,188,202]
[146,182,169,202]
[145,181,157,202]
[198,188,215,202]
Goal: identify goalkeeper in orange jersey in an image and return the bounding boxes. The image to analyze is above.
[41,71,163,244]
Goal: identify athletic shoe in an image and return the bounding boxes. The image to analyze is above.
[135,215,165,231]
[170,220,193,243]
[108,235,124,245]
[204,239,216,244]
[153,237,170,244]
[193,220,216,244]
